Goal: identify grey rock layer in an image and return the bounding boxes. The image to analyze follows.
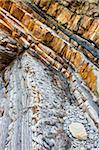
[0,52,98,150]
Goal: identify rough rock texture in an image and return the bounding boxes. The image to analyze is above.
[0,0,99,149]
[0,52,99,150]
[0,52,71,150]
[0,30,21,71]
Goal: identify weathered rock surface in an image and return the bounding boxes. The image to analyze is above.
[0,0,99,149]
[0,52,99,150]
[0,30,23,71]
[0,52,72,150]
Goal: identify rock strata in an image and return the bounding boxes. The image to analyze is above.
[0,0,99,149]
[0,52,99,149]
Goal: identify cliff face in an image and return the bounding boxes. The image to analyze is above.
[0,52,98,150]
[0,0,99,149]
[0,52,71,150]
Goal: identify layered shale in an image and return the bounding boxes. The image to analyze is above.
[0,0,99,149]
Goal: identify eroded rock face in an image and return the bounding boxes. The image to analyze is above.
[0,0,99,149]
[0,30,23,71]
[0,52,98,149]
[0,52,72,150]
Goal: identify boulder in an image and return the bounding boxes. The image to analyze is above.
[69,122,87,140]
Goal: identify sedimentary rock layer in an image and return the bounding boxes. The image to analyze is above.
[0,30,23,71]
[32,0,99,48]
[0,0,98,126]
[0,52,98,150]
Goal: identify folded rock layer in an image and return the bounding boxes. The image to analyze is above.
[0,0,99,149]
